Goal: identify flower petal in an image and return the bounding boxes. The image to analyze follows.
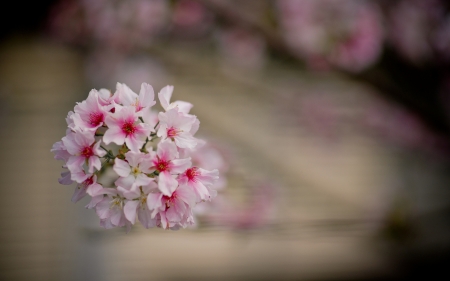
[158,171,178,196]
[124,200,140,224]
[103,126,126,146]
[114,158,131,177]
[158,85,174,111]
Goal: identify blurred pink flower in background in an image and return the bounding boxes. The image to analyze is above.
[388,0,450,64]
[216,27,267,71]
[170,0,214,39]
[48,0,169,51]
[199,182,278,231]
[277,0,384,72]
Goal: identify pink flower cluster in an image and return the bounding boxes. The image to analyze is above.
[52,82,219,231]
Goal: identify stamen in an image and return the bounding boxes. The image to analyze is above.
[81,146,94,158]
[156,159,170,172]
[89,112,104,126]
[186,167,200,181]
[122,121,136,136]
[167,127,178,138]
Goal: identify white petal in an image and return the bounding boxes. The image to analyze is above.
[103,127,126,145]
[170,158,192,174]
[124,200,140,224]
[114,158,131,177]
[158,172,178,196]
[158,85,174,111]
[139,83,156,108]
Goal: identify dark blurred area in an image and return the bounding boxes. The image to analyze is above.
[0,1,58,40]
[1,0,450,280]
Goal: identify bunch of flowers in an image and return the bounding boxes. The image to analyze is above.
[51,82,219,231]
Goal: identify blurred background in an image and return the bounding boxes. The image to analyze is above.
[1,0,450,280]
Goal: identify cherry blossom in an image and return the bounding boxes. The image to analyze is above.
[103,105,153,152]
[113,150,154,195]
[147,185,196,229]
[95,188,131,229]
[178,167,219,202]
[70,89,112,131]
[150,140,191,196]
[71,174,103,203]
[157,108,199,149]
[62,129,106,177]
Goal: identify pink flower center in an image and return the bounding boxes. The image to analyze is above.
[89,112,104,126]
[81,176,94,189]
[186,167,200,181]
[156,159,170,172]
[122,121,136,136]
[167,127,179,138]
[163,193,177,209]
[81,146,94,158]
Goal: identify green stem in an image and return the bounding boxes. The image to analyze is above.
[100,145,115,159]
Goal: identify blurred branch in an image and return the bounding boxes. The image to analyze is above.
[195,0,450,138]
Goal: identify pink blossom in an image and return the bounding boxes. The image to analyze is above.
[103,105,153,152]
[178,167,219,202]
[147,185,196,229]
[95,188,131,229]
[113,150,154,195]
[62,130,106,177]
[70,89,112,132]
[71,174,103,203]
[123,183,158,228]
[157,108,199,149]
[150,140,191,196]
